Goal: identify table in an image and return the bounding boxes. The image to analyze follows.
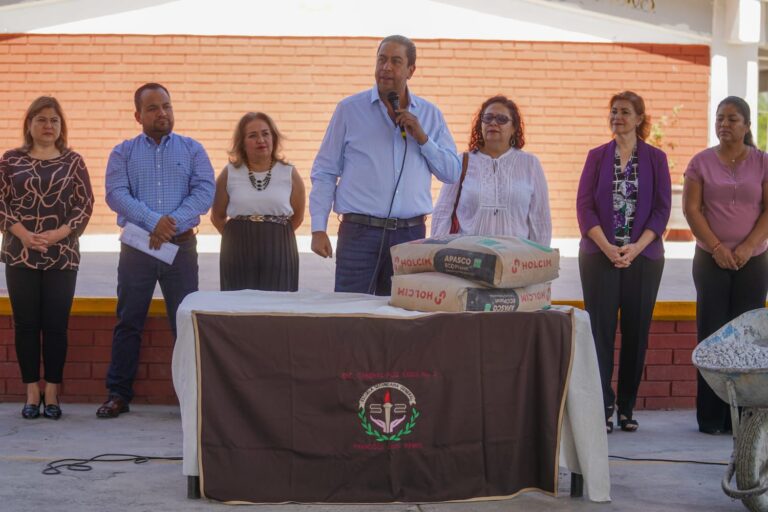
[172,290,610,502]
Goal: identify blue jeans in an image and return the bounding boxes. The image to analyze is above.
[106,239,199,402]
[335,220,425,296]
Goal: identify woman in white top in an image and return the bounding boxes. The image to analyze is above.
[211,112,305,291]
[431,95,551,246]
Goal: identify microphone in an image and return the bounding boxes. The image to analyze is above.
[387,91,407,140]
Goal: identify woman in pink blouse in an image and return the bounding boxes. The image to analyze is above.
[683,96,768,435]
[431,95,551,245]
[0,97,93,419]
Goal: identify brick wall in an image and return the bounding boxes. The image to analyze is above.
[0,313,177,404]
[631,319,697,409]
[0,310,699,408]
[0,35,710,237]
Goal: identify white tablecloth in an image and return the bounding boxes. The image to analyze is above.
[171,290,610,502]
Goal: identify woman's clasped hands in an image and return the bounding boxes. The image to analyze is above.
[604,242,642,268]
[16,225,71,254]
[713,242,753,270]
[18,229,49,253]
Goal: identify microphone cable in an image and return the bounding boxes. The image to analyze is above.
[608,454,726,466]
[42,453,182,475]
[366,137,408,295]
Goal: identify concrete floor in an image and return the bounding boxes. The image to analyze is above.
[0,405,743,511]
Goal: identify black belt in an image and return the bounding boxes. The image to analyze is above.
[170,229,196,244]
[342,213,425,230]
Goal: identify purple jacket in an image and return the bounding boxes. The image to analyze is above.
[576,139,671,260]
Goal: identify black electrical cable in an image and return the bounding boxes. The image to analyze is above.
[43,453,182,476]
[366,137,409,295]
[42,453,726,478]
[609,454,727,466]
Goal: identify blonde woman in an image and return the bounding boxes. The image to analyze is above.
[211,112,305,291]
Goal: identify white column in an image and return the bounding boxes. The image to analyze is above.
[709,0,762,146]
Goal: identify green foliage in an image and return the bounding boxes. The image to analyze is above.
[358,407,420,443]
[758,93,768,151]
[648,105,683,170]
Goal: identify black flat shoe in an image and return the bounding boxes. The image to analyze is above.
[21,402,40,419]
[699,426,730,435]
[43,403,62,420]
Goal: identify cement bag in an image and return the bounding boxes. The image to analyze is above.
[391,235,559,288]
[390,272,551,313]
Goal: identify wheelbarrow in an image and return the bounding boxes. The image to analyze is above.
[693,308,768,512]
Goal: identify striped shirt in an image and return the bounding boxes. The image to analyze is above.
[105,132,215,234]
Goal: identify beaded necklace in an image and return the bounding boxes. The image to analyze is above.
[247,160,275,191]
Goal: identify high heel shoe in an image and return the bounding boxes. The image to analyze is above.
[21,393,42,419]
[42,394,62,420]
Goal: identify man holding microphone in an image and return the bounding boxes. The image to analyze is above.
[310,35,460,295]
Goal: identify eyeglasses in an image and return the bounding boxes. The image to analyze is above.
[480,113,511,125]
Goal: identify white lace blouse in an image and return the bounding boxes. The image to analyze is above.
[431,148,552,245]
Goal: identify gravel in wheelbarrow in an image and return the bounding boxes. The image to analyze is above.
[692,308,768,512]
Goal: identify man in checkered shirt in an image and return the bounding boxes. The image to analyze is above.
[98,83,215,418]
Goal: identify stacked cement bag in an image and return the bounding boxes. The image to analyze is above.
[389,235,559,313]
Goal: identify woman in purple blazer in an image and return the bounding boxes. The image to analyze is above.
[576,91,671,434]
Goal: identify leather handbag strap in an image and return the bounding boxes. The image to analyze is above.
[451,152,469,220]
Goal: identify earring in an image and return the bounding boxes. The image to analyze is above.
[510,137,516,147]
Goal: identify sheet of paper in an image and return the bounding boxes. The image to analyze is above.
[119,222,179,265]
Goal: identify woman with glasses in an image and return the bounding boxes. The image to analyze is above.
[431,95,551,245]
[576,91,671,434]
[0,96,94,419]
[211,112,305,291]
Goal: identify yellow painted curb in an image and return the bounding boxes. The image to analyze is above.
[0,297,167,317]
[552,300,697,321]
[0,296,699,320]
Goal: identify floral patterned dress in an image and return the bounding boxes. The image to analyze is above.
[612,146,638,246]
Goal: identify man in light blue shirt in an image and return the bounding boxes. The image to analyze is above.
[310,35,460,295]
[98,83,215,418]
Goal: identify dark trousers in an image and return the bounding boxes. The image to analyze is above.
[106,239,199,402]
[335,220,426,296]
[692,246,768,431]
[579,250,664,417]
[6,265,77,384]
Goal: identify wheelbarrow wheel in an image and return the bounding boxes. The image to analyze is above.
[735,408,768,512]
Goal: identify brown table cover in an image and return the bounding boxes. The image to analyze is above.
[193,310,573,503]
